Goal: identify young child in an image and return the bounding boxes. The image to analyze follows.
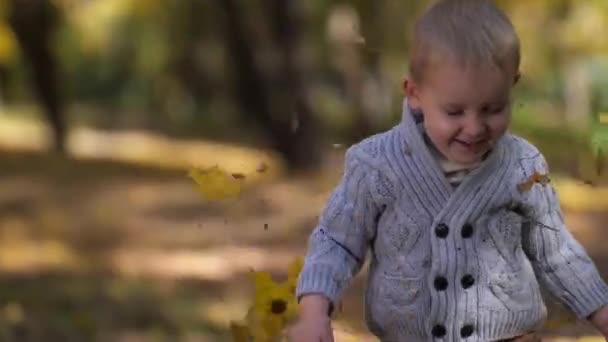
[289,0,608,341]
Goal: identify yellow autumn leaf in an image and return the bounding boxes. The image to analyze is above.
[517,171,550,193]
[188,165,243,201]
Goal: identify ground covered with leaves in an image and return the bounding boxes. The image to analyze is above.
[0,146,607,341]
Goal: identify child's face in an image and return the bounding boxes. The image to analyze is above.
[405,61,518,165]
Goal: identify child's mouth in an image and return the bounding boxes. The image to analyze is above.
[455,139,486,153]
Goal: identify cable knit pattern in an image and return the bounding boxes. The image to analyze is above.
[297,99,608,341]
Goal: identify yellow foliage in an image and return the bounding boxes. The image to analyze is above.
[129,0,163,18]
[230,256,304,342]
[0,0,10,18]
[53,0,165,55]
[188,165,243,201]
[0,22,16,64]
[63,0,130,54]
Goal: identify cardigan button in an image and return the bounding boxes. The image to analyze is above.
[460,324,474,338]
[435,223,449,238]
[432,324,446,337]
[434,276,448,291]
[461,274,475,289]
[461,223,474,238]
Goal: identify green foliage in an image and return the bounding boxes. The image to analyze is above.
[1,0,608,152]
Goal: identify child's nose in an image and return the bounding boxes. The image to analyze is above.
[463,116,487,138]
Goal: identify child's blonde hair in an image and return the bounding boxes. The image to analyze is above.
[409,0,520,82]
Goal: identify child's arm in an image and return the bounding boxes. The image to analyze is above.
[521,155,608,321]
[296,146,383,314]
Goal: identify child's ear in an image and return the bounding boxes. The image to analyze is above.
[403,77,422,109]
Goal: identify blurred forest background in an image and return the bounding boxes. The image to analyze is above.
[0,0,607,341]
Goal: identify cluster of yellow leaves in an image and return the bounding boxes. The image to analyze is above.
[230,257,304,342]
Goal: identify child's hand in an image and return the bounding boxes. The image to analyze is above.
[287,313,334,342]
[288,295,334,342]
[589,304,608,340]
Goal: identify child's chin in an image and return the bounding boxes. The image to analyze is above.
[449,152,484,165]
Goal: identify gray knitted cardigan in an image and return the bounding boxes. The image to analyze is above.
[296,99,608,341]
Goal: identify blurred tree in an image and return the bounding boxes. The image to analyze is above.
[216,0,320,172]
[8,0,66,153]
[326,3,374,142]
[557,0,608,128]
[500,0,608,128]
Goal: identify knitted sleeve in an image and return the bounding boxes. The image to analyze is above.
[296,145,382,307]
[520,152,608,319]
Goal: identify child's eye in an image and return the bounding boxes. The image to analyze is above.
[446,110,464,116]
[484,104,506,114]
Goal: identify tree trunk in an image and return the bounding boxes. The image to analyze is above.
[216,0,319,172]
[267,0,320,170]
[9,0,66,154]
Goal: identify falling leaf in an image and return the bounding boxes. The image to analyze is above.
[188,166,242,200]
[231,173,246,180]
[532,172,550,184]
[256,162,268,173]
[517,179,535,193]
[517,172,550,193]
[599,112,608,124]
[332,143,344,149]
